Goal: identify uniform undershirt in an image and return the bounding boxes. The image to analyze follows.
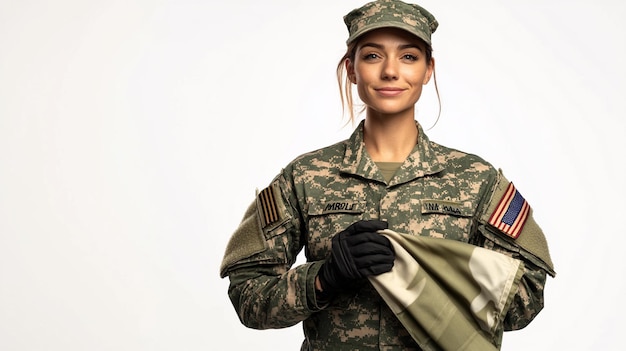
[375,162,403,183]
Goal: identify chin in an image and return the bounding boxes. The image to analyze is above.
[369,105,414,117]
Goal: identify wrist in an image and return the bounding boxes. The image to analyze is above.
[315,274,332,302]
[315,276,324,293]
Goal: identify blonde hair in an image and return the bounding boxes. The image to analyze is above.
[336,38,441,128]
[336,41,360,126]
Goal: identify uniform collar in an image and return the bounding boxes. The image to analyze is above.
[340,120,444,185]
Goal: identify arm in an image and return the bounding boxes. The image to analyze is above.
[220,176,326,329]
[472,170,556,330]
[220,176,396,329]
[227,259,325,329]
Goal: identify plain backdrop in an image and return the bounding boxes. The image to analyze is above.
[1,0,625,350]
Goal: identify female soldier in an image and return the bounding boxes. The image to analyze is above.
[220,0,555,349]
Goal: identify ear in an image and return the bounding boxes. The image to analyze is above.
[346,59,356,84]
[423,57,435,85]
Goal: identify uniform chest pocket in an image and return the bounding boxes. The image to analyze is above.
[416,199,475,242]
[305,199,367,260]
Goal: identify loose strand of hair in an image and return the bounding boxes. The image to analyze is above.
[425,67,442,131]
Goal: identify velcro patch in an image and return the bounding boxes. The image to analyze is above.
[488,182,530,239]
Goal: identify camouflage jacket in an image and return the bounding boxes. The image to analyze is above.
[220,121,555,350]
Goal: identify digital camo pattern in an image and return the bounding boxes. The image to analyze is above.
[344,0,439,45]
[222,121,552,350]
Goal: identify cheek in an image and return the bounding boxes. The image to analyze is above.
[354,65,372,82]
[354,68,374,95]
[355,81,370,102]
[406,68,428,85]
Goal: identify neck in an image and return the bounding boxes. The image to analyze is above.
[363,110,418,162]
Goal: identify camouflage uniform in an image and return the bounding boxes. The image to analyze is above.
[220,121,555,350]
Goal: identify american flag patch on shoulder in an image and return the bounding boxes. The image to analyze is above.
[258,185,281,228]
[488,182,530,239]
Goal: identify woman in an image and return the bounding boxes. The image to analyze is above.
[220,0,555,349]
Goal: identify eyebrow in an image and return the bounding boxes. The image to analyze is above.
[359,42,424,52]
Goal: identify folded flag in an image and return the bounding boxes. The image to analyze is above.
[369,229,525,351]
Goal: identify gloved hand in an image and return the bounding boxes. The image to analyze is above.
[318,220,395,296]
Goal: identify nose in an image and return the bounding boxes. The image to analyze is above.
[381,58,398,80]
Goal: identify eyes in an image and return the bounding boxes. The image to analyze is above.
[361,52,420,62]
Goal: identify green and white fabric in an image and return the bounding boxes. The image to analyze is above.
[369,229,525,351]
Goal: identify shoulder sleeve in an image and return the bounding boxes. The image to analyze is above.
[477,169,556,277]
[219,178,292,278]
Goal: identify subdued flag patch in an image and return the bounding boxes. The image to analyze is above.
[258,186,279,228]
[488,182,530,239]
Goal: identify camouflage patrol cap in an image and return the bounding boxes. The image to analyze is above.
[344,0,438,46]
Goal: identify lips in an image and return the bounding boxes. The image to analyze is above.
[375,87,405,97]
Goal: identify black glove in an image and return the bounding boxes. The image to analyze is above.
[318,220,395,296]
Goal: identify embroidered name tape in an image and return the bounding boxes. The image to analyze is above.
[421,200,464,216]
[488,182,530,239]
[322,201,363,214]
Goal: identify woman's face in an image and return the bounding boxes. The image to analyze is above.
[347,27,434,118]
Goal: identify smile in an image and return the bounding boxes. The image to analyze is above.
[375,87,405,97]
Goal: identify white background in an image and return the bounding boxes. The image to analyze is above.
[1,0,625,350]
